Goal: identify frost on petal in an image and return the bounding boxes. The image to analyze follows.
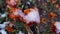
[55,21,60,34]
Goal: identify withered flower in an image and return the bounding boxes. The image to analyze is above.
[41,17,46,24]
[6,26,14,32]
[49,12,55,19]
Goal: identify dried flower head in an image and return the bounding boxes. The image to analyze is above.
[6,26,13,32]
[49,12,55,19]
[41,17,46,24]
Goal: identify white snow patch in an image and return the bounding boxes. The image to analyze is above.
[55,21,60,34]
[18,31,24,34]
[0,24,5,29]
[1,14,6,18]
[0,29,7,34]
[0,21,10,29]
[24,9,40,23]
[0,21,9,34]
[3,21,10,25]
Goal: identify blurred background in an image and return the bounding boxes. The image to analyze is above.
[0,0,60,34]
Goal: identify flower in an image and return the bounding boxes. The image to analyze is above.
[49,12,55,19]
[9,8,17,20]
[23,7,40,34]
[9,8,22,20]
[6,0,19,7]
[9,13,17,20]
[6,26,13,32]
[50,0,56,4]
[50,21,56,33]
[24,9,31,15]
[24,8,40,24]
[41,17,46,24]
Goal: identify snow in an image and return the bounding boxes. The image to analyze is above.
[0,21,10,29]
[55,21,60,34]
[27,1,30,5]
[0,22,9,28]
[1,12,8,18]
[1,14,6,18]
[18,31,24,34]
[0,24,5,29]
[24,9,40,23]
[0,29,7,34]
[3,21,10,25]
[0,21,10,34]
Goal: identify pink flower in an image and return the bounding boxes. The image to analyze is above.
[6,0,18,7]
